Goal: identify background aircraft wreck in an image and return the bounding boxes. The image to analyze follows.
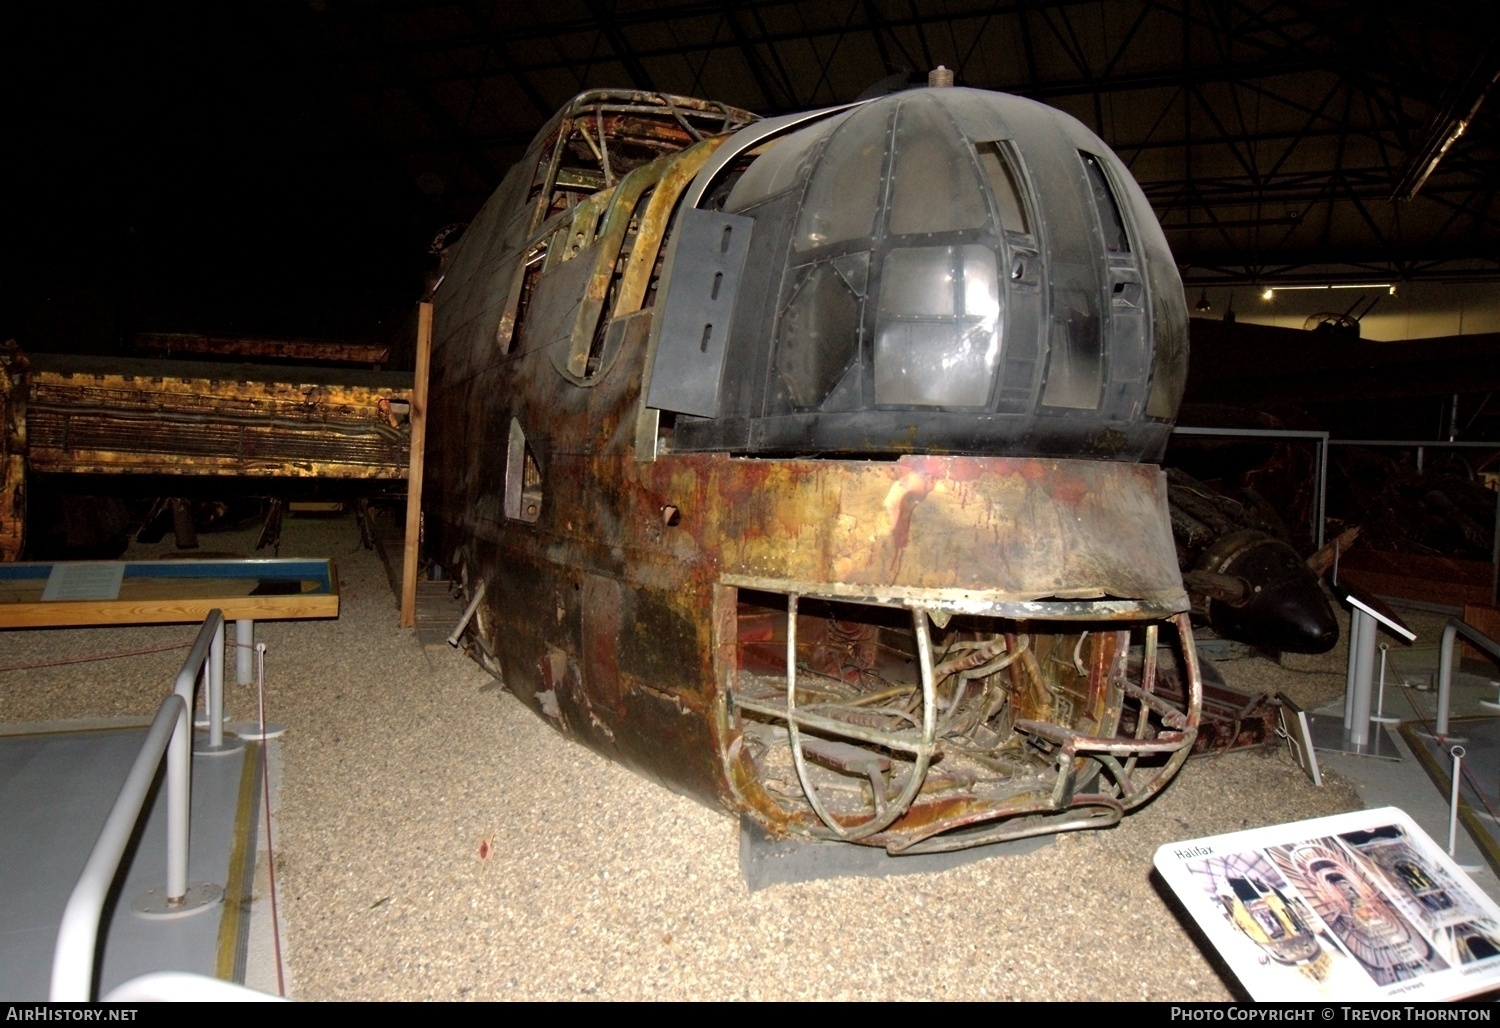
[1167,466,1340,656]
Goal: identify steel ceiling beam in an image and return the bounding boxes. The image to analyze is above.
[274,0,1497,286]
[457,0,556,120]
[723,6,790,109]
[329,0,503,190]
[581,0,658,91]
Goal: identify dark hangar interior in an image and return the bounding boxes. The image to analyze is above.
[8,1,1498,357]
[7,1,1500,1003]
[7,1,1500,564]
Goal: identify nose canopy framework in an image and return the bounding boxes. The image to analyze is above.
[667,87,1188,462]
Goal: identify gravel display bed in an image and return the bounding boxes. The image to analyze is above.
[1,513,1371,1001]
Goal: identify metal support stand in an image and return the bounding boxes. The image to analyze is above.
[1417,618,1500,742]
[197,619,242,756]
[1313,582,1415,760]
[236,619,254,686]
[447,581,486,647]
[1448,746,1484,874]
[1371,643,1400,725]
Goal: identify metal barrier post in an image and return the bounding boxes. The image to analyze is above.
[1344,610,1362,728]
[209,617,225,749]
[1349,609,1378,747]
[1433,618,1500,739]
[50,697,186,1001]
[236,618,254,686]
[168,611,226,895]
[1438,621,1460,739]
[51,610,229,1001]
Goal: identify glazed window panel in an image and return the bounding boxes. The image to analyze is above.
[878,244,1000,322]
[1041,263,1104,410]
[874,322,1000,407]
[1145,260,1188,419]
[874,245,1001,408]
[879,246,956,317]
[1080,152,1131,254]
[727,114,844,212]
[975,142,1031,236]
[888,97,989,237]
[792,104,890,252]
[776,262,863,408]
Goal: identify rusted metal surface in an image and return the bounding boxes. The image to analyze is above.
[0,343,415,557]
[558,138,725,380]
[1191,679,1281,753]
[134,332,392,368]
[422,89,1203,851]
[698,456,1186,615]
[0,342,29,561]
[1128,646,1282,754]
[19,351,413,479]
[487,92,756,359]
[442,436,1202,849]
[523,90,757,238]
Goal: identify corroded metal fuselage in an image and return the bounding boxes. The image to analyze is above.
[426,88,1201,851]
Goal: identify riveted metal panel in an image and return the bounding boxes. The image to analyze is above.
[644,208,753,418]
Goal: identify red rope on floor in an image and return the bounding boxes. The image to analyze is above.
[255,644,288,997]
[0,640,191,673]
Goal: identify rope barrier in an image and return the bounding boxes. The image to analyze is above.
[253,643,287,996]
[0,641,191,673]
[1392,667,1500,823]
[0,637,268,675]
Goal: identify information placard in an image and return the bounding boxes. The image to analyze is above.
[1154,807,1500,1001]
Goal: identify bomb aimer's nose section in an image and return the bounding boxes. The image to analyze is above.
[647,85,1189,463]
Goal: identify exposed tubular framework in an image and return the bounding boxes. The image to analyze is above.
[780,598,938,840]
[728,588,1201,853]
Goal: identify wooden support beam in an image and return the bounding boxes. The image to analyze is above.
[401,302,433,629]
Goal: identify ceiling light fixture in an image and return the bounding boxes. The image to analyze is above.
[1194,289,1211,312]
[1262,283,1397,299]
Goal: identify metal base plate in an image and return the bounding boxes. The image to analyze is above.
[130,882,223,920]
[738,816,1051,892]
[227,721,286,741]
[1410,727,1469,745]
[1308,713,1403,761]
[194,737,246,757]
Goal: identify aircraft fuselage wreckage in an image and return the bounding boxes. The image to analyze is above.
[426,83,1201,853]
